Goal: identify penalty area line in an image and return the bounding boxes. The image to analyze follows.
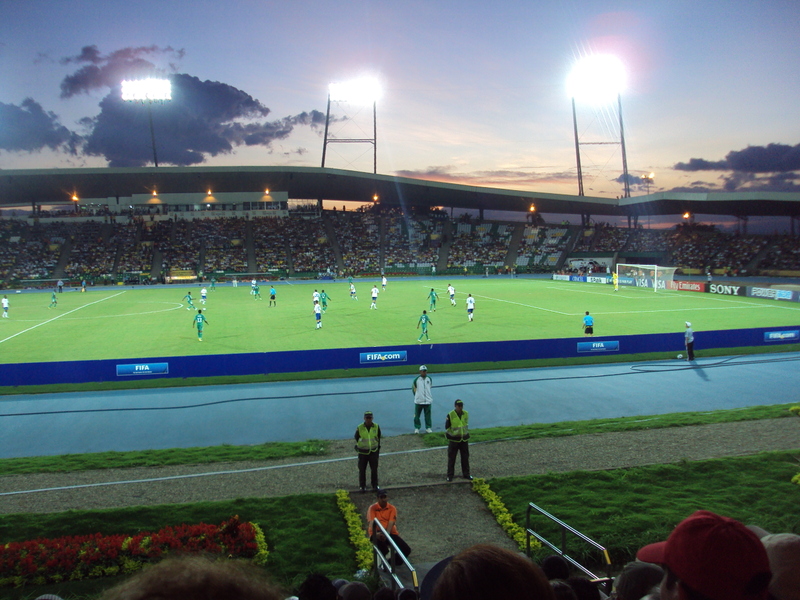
[0,292,127,345]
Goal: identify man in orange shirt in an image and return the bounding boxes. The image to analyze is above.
[367,490,412,566]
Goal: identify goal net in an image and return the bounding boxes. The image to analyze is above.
[615,263,678,293]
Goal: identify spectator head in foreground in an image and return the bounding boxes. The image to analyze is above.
[98,555,284,600]
[636,510,771,600]
[613,561,664,600]
[431,543,555,600]
[297,572,337,600]
[540,554,571,581]
[760,533,800,600]
[338,581,372,600]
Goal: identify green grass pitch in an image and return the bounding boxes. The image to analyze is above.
[1,277,798,365]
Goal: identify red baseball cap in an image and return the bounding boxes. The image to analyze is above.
[636,510,771,600]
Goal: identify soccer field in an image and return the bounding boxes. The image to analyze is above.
[1,277,798,365]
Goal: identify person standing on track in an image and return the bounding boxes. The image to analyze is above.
[412,365,433,434]
[685,321,695,361]
[355,410,381,492]
[445,399,472,482]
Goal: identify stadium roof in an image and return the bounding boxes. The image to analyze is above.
[1,165,799,218]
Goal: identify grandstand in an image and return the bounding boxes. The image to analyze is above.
[3,209,800,289]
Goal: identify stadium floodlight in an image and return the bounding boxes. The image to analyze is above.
[641,172,655,195]
[121,78,172,168]
[321,76,381,175]
[121,78,172,102]
[328,77,382,104]
[567,54,631,198]
[567,55,626,106]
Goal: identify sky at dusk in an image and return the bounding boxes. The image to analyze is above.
[1,0,799,203]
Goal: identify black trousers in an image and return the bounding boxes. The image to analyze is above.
[358,451,379,489]
[447,440,470,478]
[372,532,412,564]
[686,341,695,361]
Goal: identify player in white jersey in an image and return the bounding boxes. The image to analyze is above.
[2,295,8,318]
[382,276,387,291]
[314,300,323,329]
[350,283,358,300]
[447,284,456,306]
[200,288,207,304]
[370,286,379,309]
[466,294,475,321]
[313,289,321,304]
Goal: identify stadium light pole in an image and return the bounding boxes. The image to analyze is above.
[122,78,172,168]
[321,77,382,174]
[641,172,654,195]
[567,55,631,198]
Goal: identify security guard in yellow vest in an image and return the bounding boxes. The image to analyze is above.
[445,399,472,482]
[355,411,382,492]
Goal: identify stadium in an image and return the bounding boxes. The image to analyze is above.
[1,164,799,599]
[4,0,800,593]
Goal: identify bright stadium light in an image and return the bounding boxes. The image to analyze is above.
[567,54,631,199]
[567,54,626,106]
[121,78,172,101]
[328,77,382,104]
[122,78,172,167]
[321,76,382,177]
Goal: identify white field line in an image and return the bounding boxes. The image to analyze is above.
[424,285,572,316]
[0,292,127,345]
[431,284,800,318]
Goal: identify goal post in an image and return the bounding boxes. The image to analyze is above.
[615,263,678,292]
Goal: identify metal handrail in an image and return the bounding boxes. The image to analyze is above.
[371,518,419,595]
[525,502,612,583]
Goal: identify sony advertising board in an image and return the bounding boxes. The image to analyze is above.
[708,284,745,296]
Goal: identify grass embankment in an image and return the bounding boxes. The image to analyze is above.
[2,406,798,599]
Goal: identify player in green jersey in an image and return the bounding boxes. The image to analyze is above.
[417,310,432,342]
[320,290,330,313]
[182,292,196,310]
[254,284,262,300]
[428,288,439,312]
[193,309,209,341]
[49,290,58,308]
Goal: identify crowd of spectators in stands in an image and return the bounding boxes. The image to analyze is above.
[330,211,381,274]
[3,212,800,286]
[758,235,800,270]
[446,221,512,268]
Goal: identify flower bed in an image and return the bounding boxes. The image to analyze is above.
[0,516,268,588]
[472,478,541,552]
[336,489,373,572]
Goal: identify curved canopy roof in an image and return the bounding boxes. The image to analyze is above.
[1,165,798,217]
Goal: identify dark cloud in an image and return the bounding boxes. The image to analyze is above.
[82,73,326,167]
[0,98,80,154]
[673,157,728,171]
[59,45,185,98]
[674,143,800,173]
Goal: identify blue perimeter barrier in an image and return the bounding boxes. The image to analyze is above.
[2,326,798,387]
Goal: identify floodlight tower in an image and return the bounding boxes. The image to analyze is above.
[121,78,172,167]
[567,55,631,198]
[321,77,381,174]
